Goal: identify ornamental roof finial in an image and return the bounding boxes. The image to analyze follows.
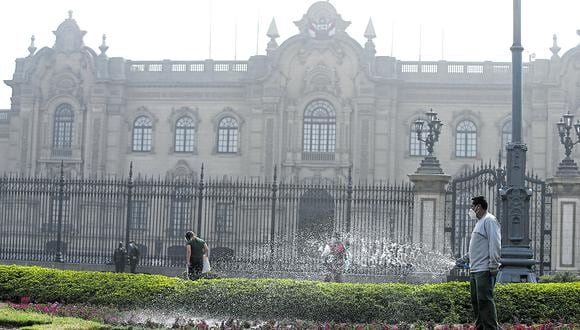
[550,34,561,59]
[364,18,376,55]
[266,18,279,55]
[27,35,37,57]
[99,34,109,56]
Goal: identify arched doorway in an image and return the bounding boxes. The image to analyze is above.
[298,189,335,242]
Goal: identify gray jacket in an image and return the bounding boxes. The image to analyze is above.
[462,212,501,273]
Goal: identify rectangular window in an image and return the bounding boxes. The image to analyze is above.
[132,128,152,152]
[175,128,195,153]
[53,122,72,148]
[456,132,477,158]
[410,130,428,156]
[217,129,238,153]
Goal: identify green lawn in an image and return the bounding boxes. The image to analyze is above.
[0,305,124,330]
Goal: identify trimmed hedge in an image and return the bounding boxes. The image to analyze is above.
[0,265,578,324]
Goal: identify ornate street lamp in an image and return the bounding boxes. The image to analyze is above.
[497,0,536,283]
[413,108,444,174]
[555,111,580,176]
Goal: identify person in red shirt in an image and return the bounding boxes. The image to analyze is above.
[321,232,346,282]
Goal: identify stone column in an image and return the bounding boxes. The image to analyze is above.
[546,175,580,273]
[408,173,451,253]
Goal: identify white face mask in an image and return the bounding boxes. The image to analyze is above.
[468,208,477,220]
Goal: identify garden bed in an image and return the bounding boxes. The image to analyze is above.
[0,265,578,325]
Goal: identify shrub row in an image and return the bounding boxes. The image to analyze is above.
[0,265,578,324]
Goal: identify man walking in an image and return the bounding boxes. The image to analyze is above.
[456,195,501,329]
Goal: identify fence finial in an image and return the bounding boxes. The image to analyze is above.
[128,161,133,179]
[348,164,353,186]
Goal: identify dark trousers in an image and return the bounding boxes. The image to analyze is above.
[470,271,499,330]
[323,262,344,283]
[129,259,138,273]
[188,259,203,280]
[115,262,125,273]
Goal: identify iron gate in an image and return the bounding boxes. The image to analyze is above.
[444,161,552,275]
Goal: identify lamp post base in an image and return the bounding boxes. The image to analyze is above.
[415,155,444,174]
[497,266,536,283]
[556,157,580,177]
[497,246,537,283]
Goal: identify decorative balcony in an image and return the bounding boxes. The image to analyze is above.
[396,61,531,83]
[302,151,335,161]
[51,148,73,158]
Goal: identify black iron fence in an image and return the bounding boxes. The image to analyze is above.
[445,160,552,278]
[0,164,416,275]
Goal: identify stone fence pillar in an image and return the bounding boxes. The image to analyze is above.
[408,173,451,253]
[546,176,580,272]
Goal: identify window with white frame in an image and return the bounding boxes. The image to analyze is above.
[217,117,239,153]
[302,100,336,153]
[132,116,153,152]
[455,120,477,158]
[53,104,74,149]
[409,120,428,156]
[175,116,195,153]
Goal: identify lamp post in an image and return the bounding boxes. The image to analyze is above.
[54,161,65,263]
[555,112,580,176]
[413,108,444,174]
[497,0,536,283]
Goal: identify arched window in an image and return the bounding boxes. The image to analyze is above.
[132,116,153,152]
[217,117,239,153]
[52,104,74,149]
[302,100,336,153]
[409,119,428,156]
[175,116,195,153]
[455,120,477,158]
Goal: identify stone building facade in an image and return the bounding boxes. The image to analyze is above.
[2,2,580,182]
[1,2,580,274]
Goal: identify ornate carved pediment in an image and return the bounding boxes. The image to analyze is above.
[50,73,79,97]
[302,62,340,95]
[166,160,196,180]
[53,12,86,53]
[294,2,350,40]
[168,106,200,128]
[297,40,346,65]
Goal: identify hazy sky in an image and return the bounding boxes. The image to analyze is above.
[1,0,579,109]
